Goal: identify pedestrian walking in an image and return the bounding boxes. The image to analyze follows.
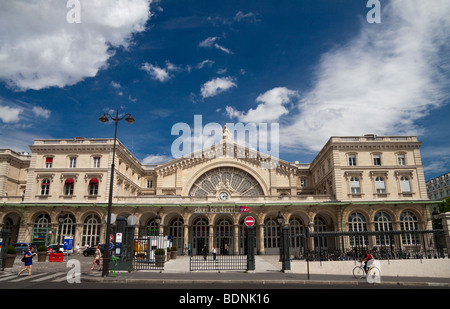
[213,246,217,261]
[203,244,208,260]
[18,246,36,276]
[90,245,102,271]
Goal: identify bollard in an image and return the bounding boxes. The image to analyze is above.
[110,256,119,277]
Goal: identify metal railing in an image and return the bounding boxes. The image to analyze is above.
[189,254,247,271]
[292,229,447,261]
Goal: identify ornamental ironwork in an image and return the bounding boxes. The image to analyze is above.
[189,167,264,198]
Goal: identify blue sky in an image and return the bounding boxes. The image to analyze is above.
[0,0,449,180]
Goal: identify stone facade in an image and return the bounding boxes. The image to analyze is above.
[0,134,438,255]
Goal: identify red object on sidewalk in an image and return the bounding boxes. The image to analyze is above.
[49,253,64,262]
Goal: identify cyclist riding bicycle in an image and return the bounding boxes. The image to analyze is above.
[360,251,373,273]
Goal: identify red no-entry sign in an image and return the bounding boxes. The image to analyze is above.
[244,216,255,227]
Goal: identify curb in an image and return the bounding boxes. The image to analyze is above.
[81,275,450,287]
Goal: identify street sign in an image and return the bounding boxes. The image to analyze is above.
[244,216,255,227]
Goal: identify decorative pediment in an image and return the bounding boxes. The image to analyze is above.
[155,140,294,177]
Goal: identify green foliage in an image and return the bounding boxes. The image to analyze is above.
[37,246,48,252]
[155,248,165,256]
[7,245,17,254]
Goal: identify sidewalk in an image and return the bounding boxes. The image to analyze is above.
[3,255,450,287]
[82,255,450,287]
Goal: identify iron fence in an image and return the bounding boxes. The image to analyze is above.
[132,236,165,270]
[189,227,256,271]
[0,229,11,271]
[292,229,447,261]
[190,254,248,271]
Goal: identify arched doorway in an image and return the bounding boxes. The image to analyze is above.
[191,217,209,255]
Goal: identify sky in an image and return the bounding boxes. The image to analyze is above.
[0,0,449,181]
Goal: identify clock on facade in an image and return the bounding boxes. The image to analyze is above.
[219,192,229,200]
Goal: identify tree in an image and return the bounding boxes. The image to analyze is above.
[432,197,450,229]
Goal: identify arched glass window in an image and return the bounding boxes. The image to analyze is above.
[264,217,279,251]
[374,212,394,246]
[215,218,233,254]
[400,211,419,245]
[64,178,74,195]
[348,212,368,246]
[289,216,304,250]
[34,213,51,228]
[145,218,160,236]
[58,213,76,244]
[82,214,101,247]
[192,217,209,255]
[169,217,184,252]
[41,178,50,195]
[88,178,99,195]
[314,216,328,248]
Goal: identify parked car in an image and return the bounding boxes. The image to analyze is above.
[12,242,37,255]
[83,244,105,257]
[47,244,72,255]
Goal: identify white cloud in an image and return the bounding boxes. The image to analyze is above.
[196,59,215,69]
[283,1,450,152]
[32,106,51,119]
[141,62,171,82]
[198,36,233,54]
[0,0,153,91]
[226,87,298,123]
[234,11,259,23]
[142,154,173,165]
[200,77,237,98]
[0,106,22,123]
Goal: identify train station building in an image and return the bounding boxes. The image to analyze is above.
[0,132,437,256]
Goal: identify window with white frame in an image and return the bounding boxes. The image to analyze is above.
[397,154,406,166]
[374,212,394,246]
[69,157,77,168]
[375,176,386,193]
[147,179,153,189]
[45,157,53,168]
[348,212,368,246]
[300,178,306,187]
[88,178,99,195]
[93,157,101,168]
[41,178,50,195]
[350,177,361,194]
[348,154,357,166]
[400,176,411,193]
[400,211,419,245]
[64,178,74,195]
[373,154,381,166]
[82,214,101,247]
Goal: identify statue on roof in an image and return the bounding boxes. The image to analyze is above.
[222,124,232,142]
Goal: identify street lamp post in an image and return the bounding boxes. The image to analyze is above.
[56,211,65,253]
[276,211,283,263]
[99,109,134,277]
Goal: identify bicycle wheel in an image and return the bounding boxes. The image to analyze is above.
[367,267,381,282]
[353,266,365,279]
